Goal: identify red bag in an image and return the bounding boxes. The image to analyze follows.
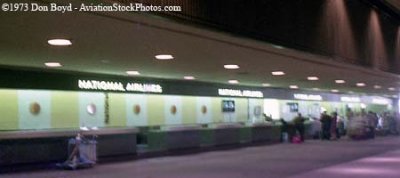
[292,136,302,144]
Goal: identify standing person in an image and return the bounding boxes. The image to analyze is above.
[331,112,338,140]
[389,112,398,135]
[280,118,289,142]
[337,116,345,137]
[320,111,331,140]
[366,111,377,138]
[293,113,306,142]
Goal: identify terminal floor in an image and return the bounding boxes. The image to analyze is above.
[3,136,400,178]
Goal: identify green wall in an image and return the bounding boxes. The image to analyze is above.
[211,97,224,123]
[108,93,126,127]
[51,91,79,129]
[182,96,196,124]
[236,98,248,122]
[0,90,18,130]
[147,95,165,126]
[0,88,394,130]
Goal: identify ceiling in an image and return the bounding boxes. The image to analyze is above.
[385,0,400,11]
[0,0,399,98]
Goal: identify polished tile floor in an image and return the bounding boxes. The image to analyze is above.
[2,136,400,178]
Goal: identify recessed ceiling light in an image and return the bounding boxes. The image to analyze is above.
[184,76,195,80]
[126,71,140,75]
[155,54,174,60]
[335,80,345,84]
[262,83,271,87]
[223,64,240,69]
[356,83,366,87]
[374,85,382,89]
[47,39,72,46]
[45,62,62,67]
[272,71,285,76]
[388,87,396,91]
[101,60,110,63]
[307,76,319,81]
[289,85,298,89]
[331,89,339,93]
[228,80,239,84]
[272,45,284,49]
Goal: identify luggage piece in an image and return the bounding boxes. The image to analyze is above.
[292,136,302,144]
[79,140,97,163]
[57,138,97,170]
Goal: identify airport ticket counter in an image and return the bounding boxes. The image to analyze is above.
[0,127,138,166]
[142,122,282,153]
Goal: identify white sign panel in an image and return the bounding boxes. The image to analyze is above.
[340,96,361,103]
[218,89,263,98]
[293,94,322,101]
[372,98,391,105]
[78,80,162,93]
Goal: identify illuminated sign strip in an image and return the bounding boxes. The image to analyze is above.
[372,98,390,105]
[218,89,263,98]
[340,96,361,103]
[78,80,162,93]
[293,94,322,101]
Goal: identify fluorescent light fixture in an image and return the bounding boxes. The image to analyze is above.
[126,71,140,75]
[307,76,319,81]
[228,80,239,84]
[271,71,285,76]
[289,85,298,89]
[262,83,271,87]
[44,62,62,67]
[374,85,382,89]
[335,80,345,84]
[272,45,284,49]
[155,54,174,60]
[101,60,110,63]
[312,88,320,91]
[184,76,195,80]
[47,39,72,46]
[356,83,366,87]
[223,64,240,69]
[331,89,339,93]
[388,87,396,91]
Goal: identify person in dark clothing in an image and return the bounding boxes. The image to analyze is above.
[293,113,306,142]
[280,118,289,142]
[330,112,338,140]
[320,111,332,140]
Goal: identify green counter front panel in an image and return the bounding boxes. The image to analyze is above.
[251,125,281,143]
[0,128,138,166]
[200,129,215,146]
[304,123,313,139]
[147,131,167,152]
[214,127,241,146]
[239,127,252,143]
[267,126,282,142]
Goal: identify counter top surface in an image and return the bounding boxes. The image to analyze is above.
[0,127,139,139]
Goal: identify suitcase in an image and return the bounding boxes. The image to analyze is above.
[57,138,97,170]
